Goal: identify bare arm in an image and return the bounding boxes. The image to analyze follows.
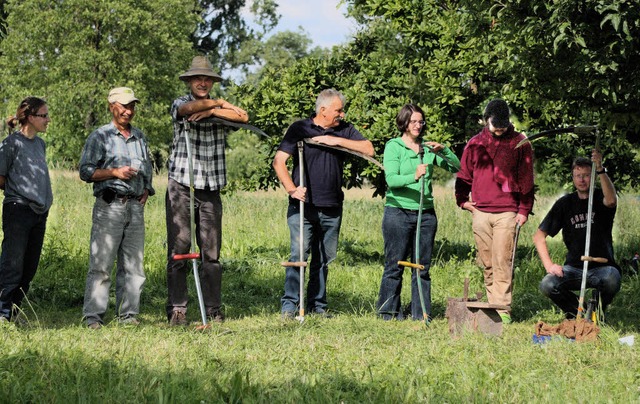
[206,107,249,123]
[312,135,375,157]
[272,150,306,201]
[179,99,249,123]
[591,148,617,208]
[533,228,563,277]
[599,171,617,208]
[177,99,226,116]
[0,175,5,190]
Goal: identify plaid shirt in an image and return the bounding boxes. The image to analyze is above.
[79,122,155,198]
[168,94,227,190]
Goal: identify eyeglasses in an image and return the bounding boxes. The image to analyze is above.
[409,120,426,126]
[33,113,49,119]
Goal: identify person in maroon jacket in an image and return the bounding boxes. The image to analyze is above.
[454,99,534,324]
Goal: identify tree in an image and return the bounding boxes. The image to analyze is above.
[0,0,197,166]
[192,0,280,76]
[231,20,416,194]
[232,0,640,194]
[0,0,7,40]
[346,0,640,191]
[229,29,327,84]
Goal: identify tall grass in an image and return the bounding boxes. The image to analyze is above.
[1,170,639,403]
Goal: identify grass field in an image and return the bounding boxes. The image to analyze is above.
[1,170,640,403]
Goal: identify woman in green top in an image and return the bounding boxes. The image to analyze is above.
[377,104,460,320]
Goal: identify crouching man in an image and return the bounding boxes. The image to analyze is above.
[533,149,620,320]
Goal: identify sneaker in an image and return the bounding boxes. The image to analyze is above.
[207,309,225,323]
[13,313,29,327]
[88,322,102,330]
[169,311,187,327]
[118,316,140,326]
[499,313,512,324]
[281,311,295,320]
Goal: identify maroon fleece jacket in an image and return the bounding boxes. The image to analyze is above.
[454,126,534,216]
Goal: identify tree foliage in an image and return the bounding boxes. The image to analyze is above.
[347,0,640,191]
[192,0,280,75]
[235,0,640,194]
[0,0,197,166]
[229,29,327,84]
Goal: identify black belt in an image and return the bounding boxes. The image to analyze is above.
[398,207,436,215]
[101,189,140,204]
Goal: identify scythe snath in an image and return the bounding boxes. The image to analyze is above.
[516,124,603,319]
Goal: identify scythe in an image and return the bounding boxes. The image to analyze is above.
[516,124,602,319]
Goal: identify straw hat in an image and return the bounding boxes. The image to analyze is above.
[179,56,222,82]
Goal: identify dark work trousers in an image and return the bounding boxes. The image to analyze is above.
[0,202,48,320]
[165,179,222,320]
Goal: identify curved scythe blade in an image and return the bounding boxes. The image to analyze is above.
[515,125,598,149]
[303,137,384,170]
[203,117,271,138]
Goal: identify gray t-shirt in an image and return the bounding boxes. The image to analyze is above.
[0,131,53,214]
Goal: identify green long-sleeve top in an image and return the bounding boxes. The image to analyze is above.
[383,137,460,210]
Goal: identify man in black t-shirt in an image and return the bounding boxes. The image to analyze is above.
[533,150,621,319]
[272,88,375,319]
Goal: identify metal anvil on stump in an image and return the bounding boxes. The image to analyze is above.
[445,278,509,337]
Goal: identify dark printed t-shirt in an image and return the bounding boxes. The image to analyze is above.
[538,189,617,269]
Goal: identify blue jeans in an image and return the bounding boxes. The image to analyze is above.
[539,264,621,317]
[377,206,437,320]
[281,203,342,313]
[0,203,48,320]
[83,197,146,325]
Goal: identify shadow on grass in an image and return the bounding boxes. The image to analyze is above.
[23,225,640,334]
[0,348,401,403]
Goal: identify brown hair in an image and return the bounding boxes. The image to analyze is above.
[5,97,47,130]
[396,103,425,134]
[571,157,592,171]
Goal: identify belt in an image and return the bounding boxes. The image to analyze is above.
[398,207,435,215]
[101,189,140,204]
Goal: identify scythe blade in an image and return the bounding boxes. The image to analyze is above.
[303,137,384,169]
[515,125,598,149]
[202,117,271,138]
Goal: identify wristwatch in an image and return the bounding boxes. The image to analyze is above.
[596,167,607,174]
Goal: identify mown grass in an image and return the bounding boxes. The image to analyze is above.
[1,170,640,403]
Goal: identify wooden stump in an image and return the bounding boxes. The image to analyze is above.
[445,298,509,337]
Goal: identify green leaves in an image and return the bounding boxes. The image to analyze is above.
[0,0,196,165]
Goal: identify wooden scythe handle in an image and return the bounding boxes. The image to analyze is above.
[281,261,308,267]
[397,261,425,270]
[580,256,608,263]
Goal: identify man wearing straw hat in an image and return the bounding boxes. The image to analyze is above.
[166,56,248,326]
[80,87,155,329]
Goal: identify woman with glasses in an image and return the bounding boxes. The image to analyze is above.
[0,97,53,323]
[377,104,460,321]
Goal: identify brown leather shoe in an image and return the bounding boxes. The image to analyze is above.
[207,309,225,323]
[169,311,187,326]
